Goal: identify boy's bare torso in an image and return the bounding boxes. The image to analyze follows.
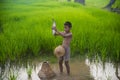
[61,32,72,48]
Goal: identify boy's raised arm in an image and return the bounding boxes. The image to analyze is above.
[52,27,72,37]
[52,27,61,36]
[57,31,72,38]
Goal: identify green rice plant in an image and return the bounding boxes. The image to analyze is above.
[85,0,109,8]
[0,0,120,64]
[26,64,32,78]
[8,74,17,80]
[8,69,17,80]
[112,0,120,8]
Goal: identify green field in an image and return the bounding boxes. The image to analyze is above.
[0,0,120,63]
[112,0,120,8]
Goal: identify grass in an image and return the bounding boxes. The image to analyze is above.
[86,0,109,8]
[112,0,120,8]
[0,0,120,63]
[8,74,17,80]
[27,64,32,78]
[8,69,18,80]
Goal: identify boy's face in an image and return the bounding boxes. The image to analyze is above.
[64,25,70,32]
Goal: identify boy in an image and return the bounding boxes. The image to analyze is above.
[52,21,72,75]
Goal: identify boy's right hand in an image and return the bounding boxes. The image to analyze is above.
[52,27,55,29]
[52,27,57,31]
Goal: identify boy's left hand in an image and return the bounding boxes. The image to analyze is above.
[53,27,57,32]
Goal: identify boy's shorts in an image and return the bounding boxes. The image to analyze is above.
[59,47,70,61]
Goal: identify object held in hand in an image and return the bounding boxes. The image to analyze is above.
[54,45,65,58]
[52,19,56,35]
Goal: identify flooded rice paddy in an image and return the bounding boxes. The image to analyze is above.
[0,58,120,80]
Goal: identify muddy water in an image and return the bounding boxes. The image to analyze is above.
[52,60,93,80]
[0,58,120,80]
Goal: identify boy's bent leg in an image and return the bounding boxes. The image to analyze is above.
[59,56,63,73]
[65,61,70,75]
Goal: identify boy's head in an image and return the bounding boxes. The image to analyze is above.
[64,21,72,32]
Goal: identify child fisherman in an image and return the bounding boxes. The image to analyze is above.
[52,21,72,75]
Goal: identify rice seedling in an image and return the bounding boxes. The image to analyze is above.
[8,74,17,80]
[26,64,32,78]
[8,69,18,80]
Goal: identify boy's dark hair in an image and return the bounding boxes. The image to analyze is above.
[64,21,72,28]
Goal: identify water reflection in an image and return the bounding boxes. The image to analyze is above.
[0,62,42,80]
[0,59,120,80]
[85,59,120,80]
